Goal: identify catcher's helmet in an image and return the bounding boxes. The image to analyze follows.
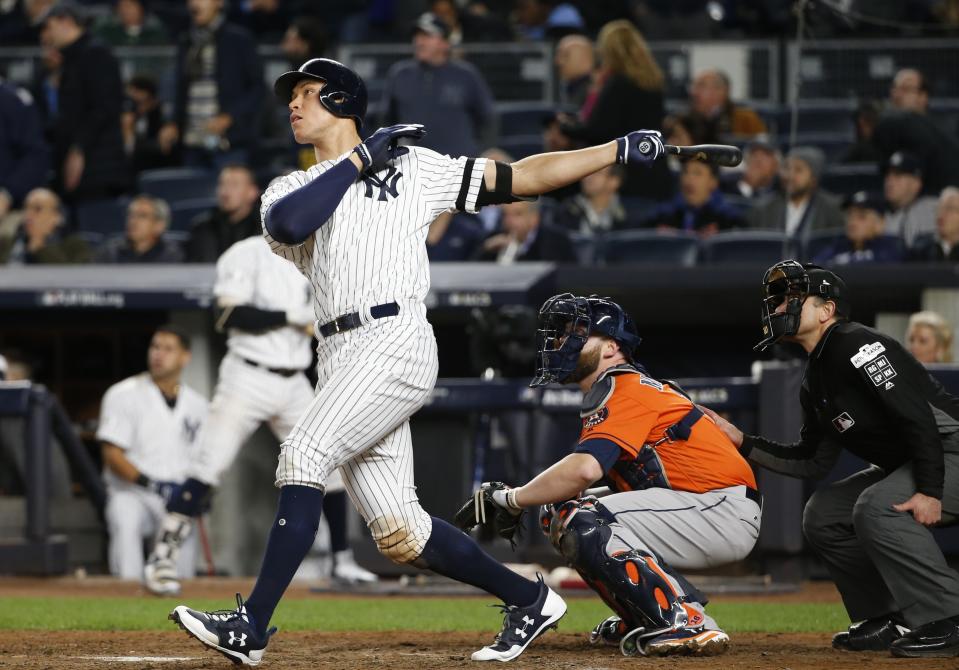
[273,58,368,130]
[530,293,641,387]
[755,259,849,351]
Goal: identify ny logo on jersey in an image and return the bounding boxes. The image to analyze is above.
[182,418,201,444]
[362,166,403,201]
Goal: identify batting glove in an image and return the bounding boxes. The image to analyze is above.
[354,123,427,174]
[616,129,665,167]
[150,479,180,505]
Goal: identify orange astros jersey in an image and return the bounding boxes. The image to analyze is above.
[578,367,756,494]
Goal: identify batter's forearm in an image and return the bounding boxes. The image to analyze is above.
[510,142,618,196]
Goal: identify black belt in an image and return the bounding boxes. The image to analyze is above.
[241,357,300,378]
[745,487,763,508]
[319,302,399,337]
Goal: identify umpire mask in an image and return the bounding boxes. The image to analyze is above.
[530,293,642,387]
[755,260,849,351]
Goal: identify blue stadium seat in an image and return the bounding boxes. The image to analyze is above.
[599,230,699,266]
[803,228,845,261]
[619,196,658,225]
[497,102,563,136]
[74,197,129,235]
[497,135,543,160]
[699,230,793,265]
[567,232,597,265]
[169,197,216,232]
[819,164,882,196]
[138,167,217,202]
[74,231,105,249]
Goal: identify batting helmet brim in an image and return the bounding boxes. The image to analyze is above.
[274,70,324,104]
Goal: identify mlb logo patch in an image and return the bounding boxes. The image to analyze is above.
[864,355,897,387]
[832,412,855,433]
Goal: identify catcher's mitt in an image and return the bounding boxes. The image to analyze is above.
[453,482,525,545]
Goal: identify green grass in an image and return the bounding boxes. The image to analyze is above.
[0,597,849,633]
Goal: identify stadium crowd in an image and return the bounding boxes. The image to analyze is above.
[1,0,959,267]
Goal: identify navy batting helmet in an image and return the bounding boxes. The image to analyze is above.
[530,293,642,387]
[273,58,368,130]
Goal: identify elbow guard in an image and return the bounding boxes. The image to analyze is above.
[476,161,530,207]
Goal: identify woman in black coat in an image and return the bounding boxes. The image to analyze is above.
[561,20,673,201]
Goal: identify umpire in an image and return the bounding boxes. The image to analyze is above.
[705,260,959,658]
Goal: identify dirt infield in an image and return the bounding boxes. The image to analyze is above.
[1,578,955,669]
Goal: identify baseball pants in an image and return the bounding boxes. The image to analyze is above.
[276,302,439,563]
[802,446,959,628]
[106,487,199,579]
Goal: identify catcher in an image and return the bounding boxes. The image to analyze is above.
[456,293,762,657]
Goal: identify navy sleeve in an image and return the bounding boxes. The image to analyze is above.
[265,158,360,245]
[574,437,622,473]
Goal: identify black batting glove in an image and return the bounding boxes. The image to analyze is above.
[616,129,665,167]
[354,123,427,174]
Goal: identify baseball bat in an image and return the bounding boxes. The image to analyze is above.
[665,144,743,167]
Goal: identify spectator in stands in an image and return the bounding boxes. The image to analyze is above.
[513,0,585,40]
[559,20,672,200]
[381,12,496,159]
[29,44,61,141]
[813,191,903,265]
[553,34,594,108]
[430,0,511,43]
[227,0,290,42]
[93,0,167,46]
[884,151,938,246]
[873,68,959,193]
[747,146,843,246]
[680,69,767,144]
[280,16,327,64]
[642,160,744,237]
[122,75,177,173]
[909,187,959,262]
[426,211,486,261]
[96,195,183,263]
[159,0,264,171]
[185,164,260,262]
[552,164,627,235]
[0,78,50,239]
[722,140,780,200]
[842,99,883,164]
[0,187,91,264]
[39,1,129,201]
[473,199,577,263]
[906,311,953,365]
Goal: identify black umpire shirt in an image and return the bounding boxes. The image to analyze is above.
[741,321,959,499]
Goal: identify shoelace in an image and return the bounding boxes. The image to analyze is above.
[205,594,249,624]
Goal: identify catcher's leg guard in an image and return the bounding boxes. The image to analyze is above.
[549,499,691,639]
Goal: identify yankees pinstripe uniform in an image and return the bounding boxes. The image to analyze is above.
[98,374,206,580]
[260,148,487,559]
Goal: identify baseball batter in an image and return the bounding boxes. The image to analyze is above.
[170,57,667,665]
[457,294,760,657]
[99,326,206,581]
[144,235,374,595]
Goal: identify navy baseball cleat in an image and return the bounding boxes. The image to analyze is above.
[471,576,567,662]
[169,594,276,666]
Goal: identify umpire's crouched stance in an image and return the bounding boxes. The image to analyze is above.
[706,260,959,658]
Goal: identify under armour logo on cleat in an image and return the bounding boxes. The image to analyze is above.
[228,632,247,647]
[515,615,534,639]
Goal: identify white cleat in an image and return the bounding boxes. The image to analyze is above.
[331,550,379,584]
[144,557,181,596]
[472,576,567,662]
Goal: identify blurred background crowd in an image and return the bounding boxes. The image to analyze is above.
[1,0,959,269]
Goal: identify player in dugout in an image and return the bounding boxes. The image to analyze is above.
[457,292,761,657]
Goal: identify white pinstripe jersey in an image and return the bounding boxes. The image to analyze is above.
[213,236,314,369]
[260,147,488,324]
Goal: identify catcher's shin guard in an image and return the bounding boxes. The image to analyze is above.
[549,499,690,636]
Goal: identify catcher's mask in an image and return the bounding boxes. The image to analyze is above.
[755,260,849,351]
[530,293,641,387]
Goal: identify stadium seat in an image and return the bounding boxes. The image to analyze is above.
[819,164,882,196]
[619,196,658,226]
[497,135,543,160]
[699,230,793,265]
[803,228,845,261]
[599,229,699,266]
[567,232,597,265]
[74,197,129,235]
[169,197,216,232]
[497,102,570,136]
[137,167,217,202]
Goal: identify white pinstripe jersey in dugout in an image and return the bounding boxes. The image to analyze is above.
[260,147,489,324]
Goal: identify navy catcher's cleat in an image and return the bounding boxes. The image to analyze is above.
[472,576,567,662]
[588,615,633,646]
[169,593,276,666]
